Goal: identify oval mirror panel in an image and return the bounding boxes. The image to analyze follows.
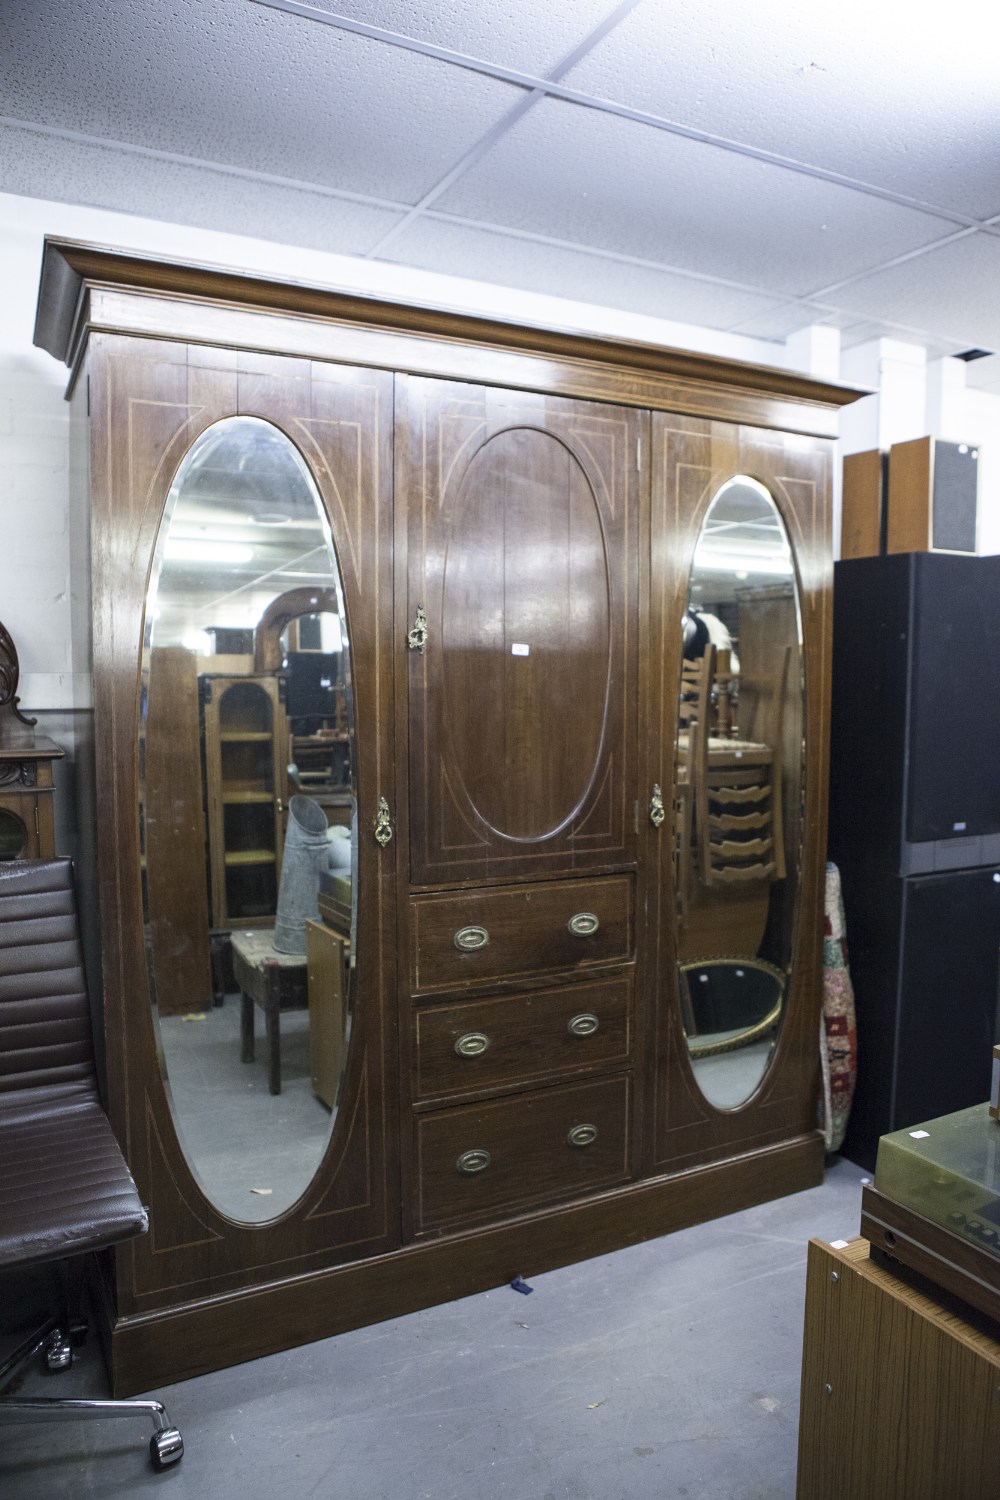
[141,416,355,1222]
[674,476,803,1110]
[442,427,611,840]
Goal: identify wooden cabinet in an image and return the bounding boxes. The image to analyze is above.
[203,674,287,926]
[306,917,348,1109]
[35,238,856,1394]
[0,732,63,859]
[796,1238,1000,1500]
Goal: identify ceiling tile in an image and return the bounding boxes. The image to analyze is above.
[310,0,626,74]
[725,302,838,342]
[562,0,1000,220]
[435,98,955,298]
[0,124,404,255]
[0,0,522,204]
[964,353,1000,392]
[381,216,783,328]
[829,232,1000,350]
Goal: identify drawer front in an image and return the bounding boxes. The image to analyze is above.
[410,875,633,994]
[414,975,632,1103]
[414,1073,631,1234]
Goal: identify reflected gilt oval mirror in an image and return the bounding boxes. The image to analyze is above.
[675,476,803,1110]
[140,416,355,1222]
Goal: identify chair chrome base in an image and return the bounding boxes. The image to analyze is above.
[0,1318,184,1470]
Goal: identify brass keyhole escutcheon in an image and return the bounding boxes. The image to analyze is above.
[373,797,393,847]
[407,604,429,654]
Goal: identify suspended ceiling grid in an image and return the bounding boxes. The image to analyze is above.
[3,0,1000,390]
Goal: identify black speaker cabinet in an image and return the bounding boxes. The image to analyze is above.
[888,436,979,555]
[831,553,1000,1168]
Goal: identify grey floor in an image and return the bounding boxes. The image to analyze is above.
[158,1000,335,1221]
[0,1154,868,1500]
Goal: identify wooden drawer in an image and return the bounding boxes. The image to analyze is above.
[414,1073,631,1234]
[413,975,632,1104]
[409,875,633,995]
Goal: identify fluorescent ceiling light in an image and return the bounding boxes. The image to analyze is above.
[164,540,254,564]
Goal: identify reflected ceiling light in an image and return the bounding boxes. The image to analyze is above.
[164,540,254,564]
[181,629,213,655]
[694,549,792,575]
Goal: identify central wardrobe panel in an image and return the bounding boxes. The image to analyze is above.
[399,377,642,887]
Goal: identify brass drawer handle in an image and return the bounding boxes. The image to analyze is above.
[567,1012,600,1038]
[456,1148,492,1175]
[567,1123,598,1148]
[454,1031,490,1058]
[454,925,489,952]
[567,911,600,937]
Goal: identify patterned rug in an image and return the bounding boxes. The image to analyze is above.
[820,861,858,1153]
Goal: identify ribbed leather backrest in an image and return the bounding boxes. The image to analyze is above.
[0,859,98,1098]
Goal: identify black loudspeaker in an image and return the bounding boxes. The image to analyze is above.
[888,436,979,555]
[830,553,1000,1168]
[932,440,980,552]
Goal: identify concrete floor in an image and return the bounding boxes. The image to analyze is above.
[0,1154,868,1500]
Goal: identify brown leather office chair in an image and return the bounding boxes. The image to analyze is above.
[0,859,183,1470]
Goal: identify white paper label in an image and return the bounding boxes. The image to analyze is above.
[953,821,967,832]
[909,1130,930,1139]
[830,1239,849,1249]
[511,643,529,656]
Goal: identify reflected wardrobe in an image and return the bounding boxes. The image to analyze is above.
[35,240,857,1393]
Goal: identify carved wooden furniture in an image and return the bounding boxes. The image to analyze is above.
[34,237,857,1395]
[0,622,64,861]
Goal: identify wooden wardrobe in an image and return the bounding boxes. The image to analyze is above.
[34,238,858,1393]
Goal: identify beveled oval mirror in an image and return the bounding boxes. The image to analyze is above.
[140,416,355,1222]
[675,476,803,1110]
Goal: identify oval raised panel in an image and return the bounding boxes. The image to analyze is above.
[141,415,356,1224]
[442,427,611,841]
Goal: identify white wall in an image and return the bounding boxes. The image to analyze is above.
[3,188,1000,718]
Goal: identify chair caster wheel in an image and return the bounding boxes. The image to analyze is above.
[44,1334,73,1373]
[150,1428,184,1469]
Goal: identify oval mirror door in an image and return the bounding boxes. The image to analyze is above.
[140,416,355,1222]
[674,476,803,1110]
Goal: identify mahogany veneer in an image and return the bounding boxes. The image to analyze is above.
[34,237,860,1394]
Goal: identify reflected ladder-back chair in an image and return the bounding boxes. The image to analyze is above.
[693,646,790,889]
[0,858,183,1471]
[674,647,716,914]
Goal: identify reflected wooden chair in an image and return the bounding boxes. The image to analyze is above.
[677,645,789,895]
[674,647,716,914]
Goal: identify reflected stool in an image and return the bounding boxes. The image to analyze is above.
[231,929,309,1095]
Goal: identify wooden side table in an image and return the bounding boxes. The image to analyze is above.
[0,729,64,859]
[796,1237,1000,1500]
[231,929,309,1095]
